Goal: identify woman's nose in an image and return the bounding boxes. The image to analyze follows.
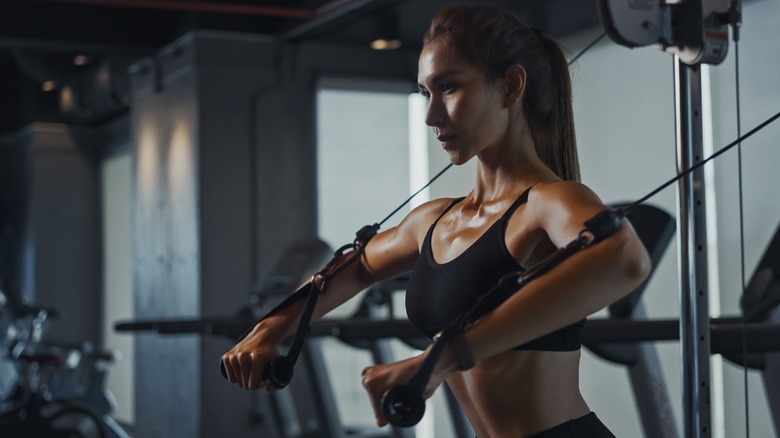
[425,98,444,127]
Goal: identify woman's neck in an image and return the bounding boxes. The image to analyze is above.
[470,132,554,204]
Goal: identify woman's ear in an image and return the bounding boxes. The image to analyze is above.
[503,64,526,109]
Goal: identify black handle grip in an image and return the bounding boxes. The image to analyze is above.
[584,209,623,243]
[381,385,426,427]
[219,355,295,389]
[264,356,295,387]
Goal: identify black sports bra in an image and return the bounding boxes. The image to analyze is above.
[405,187,585,351]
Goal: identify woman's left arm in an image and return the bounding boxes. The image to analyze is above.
[444,181,651,373]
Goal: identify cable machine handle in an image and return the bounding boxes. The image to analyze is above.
[219,224,379,388]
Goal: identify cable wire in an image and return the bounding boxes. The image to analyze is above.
[377,163,452,227]
[569,32,606,64]
[733,13,750,438]
[624,109,780,214]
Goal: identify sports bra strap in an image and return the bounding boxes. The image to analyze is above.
[433,197,465,225]
[500,186,533,220]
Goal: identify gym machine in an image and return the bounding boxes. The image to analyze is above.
[0,282,129,438]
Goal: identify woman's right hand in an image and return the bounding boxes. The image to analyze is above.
[221,320,283,391]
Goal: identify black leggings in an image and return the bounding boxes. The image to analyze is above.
[528,412,615,438]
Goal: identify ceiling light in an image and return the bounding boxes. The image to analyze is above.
[73,55,91,66]
[41,81,57,92]
[370,13,402,50]
[371,38,402,50]
[60,86,75,113]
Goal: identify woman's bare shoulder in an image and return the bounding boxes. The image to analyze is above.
[411,197,463,217]
[364,197,464,273]
[526,181,610,246]
[528,180,605,212]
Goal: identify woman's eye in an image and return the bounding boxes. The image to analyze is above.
[440,83,453,93]
[419,90,431,100]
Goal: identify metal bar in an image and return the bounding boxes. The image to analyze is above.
[674,58,711,438]
[763,309,780,436]
[443,384,475,438]
[624,304,679,438]
[116,316,780,352]
[0,37,153,55]
[630,344,679,438]
[300,340,343,438]
[282,0,394,41]
[30,0,316,18]
[364,292,418,438]
[587,319,780,352]
[316,0,365,16]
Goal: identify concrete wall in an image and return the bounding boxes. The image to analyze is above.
[14,124,103,345]
[129,31,274,438]
[124,30,418,437]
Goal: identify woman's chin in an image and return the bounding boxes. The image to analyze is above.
[446,151,472,166]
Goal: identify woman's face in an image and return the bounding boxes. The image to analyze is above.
[417,39,511,165]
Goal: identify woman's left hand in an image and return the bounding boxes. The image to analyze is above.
[361,350,451,427]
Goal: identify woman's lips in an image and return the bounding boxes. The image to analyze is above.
[437,134,455,148]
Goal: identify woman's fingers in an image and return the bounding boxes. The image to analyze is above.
[238,352,254,388]
[226,354,244,386]
[360,354,440,427]
[247,353,267,390]
[222,353,238,383]
[222,351,271,390]
[361,367,389,427]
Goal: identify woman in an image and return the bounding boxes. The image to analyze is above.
[223,4,651,437]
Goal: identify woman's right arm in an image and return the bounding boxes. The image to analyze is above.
[221,199,449,390]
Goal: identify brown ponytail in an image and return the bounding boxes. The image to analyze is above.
[424,5,580,182]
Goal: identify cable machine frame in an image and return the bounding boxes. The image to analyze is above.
[600,0,738,436]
